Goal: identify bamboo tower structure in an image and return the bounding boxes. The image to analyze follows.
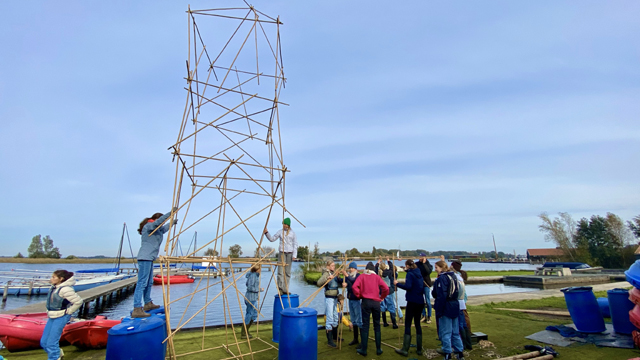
[154,3,300,359]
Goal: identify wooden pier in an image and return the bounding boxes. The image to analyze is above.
[2,277,138,316]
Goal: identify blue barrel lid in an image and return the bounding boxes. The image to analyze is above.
[625,260,640,289]
[608,288,630,295]
[108,316,165,336]
[274,294,299,299]
[561,286,593,293]
[281,307,317,317]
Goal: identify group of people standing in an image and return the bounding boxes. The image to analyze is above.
[319,254,472,360]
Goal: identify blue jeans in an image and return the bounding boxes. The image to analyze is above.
[41,314,71,360]
[245,299,258,324]
[380,293,396,314]
[422,286,432,318]
[438,315,464,354]
[458,310,467,329]
[134,260,154,308]
[325,297,339,330]
[348,298,362,328]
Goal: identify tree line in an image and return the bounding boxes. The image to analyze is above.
[539,212,640,268]
[14,235,62,259]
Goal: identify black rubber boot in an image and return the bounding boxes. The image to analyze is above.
[443,353,452,360]
[240,320,254,339]
[382,311,389,327]
[390,312,398,329]
[349,326,359,346]
[332,327,342,342]
[461,327,473,350]
[375,330,383,355]
[356,328,368,356]
[394,334,411,356]
[326,330,337,348]
[457,351,466,360]
[416,333,424,355]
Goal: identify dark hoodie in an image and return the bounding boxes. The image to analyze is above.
[432,271,460,319]
[396,267,425,304]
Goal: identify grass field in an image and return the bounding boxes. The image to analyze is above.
[2,289,636,360]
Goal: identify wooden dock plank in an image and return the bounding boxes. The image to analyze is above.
[2,277,138,315]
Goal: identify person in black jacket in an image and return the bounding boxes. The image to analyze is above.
[375,257,399,329]
[416,253,433,323]
[394,259,425,356]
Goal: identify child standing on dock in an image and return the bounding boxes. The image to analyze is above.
[433,260,464,360]
[41,270,82,360]
[133,208,177,318]
[242,265,263,339]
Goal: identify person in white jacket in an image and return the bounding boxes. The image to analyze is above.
[264,217,297,294]
[41,270,83,360]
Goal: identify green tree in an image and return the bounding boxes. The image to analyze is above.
[42,235,61,258]
[228,244,242,258]
[14,252,24,258]
[575,214,625,268]
[538,212,577,261]
[255,246,275,258]
[312,242,320,259]
[346,248,360,257]
[204,248,219,257]
[332,250,341,256]
[372,247,377,257]
[627,215,640,239]
[296,246,309,260]
[28,235,45,258]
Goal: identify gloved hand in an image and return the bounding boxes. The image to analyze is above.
[172,207,178,213]
[172,219,179,225]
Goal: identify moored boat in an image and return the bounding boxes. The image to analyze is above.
[152,274,195,285]
[62,316,120,349]
[0,313,48,352]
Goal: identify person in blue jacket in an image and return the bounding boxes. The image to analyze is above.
[432,260,464,360]
[242,264,264,339]
[132,208,177,318]
[394,259,425,356]
[341,261,362,347]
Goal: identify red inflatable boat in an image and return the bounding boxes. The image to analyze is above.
[62,315,120,349]
[0,312,49,352]
[153,274,194,285]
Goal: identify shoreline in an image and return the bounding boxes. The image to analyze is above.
[0,257,137,264]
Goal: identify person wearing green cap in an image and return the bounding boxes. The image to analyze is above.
[264,217,297,295]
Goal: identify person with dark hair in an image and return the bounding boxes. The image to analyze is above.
[394,259,425,356]
[416,253,433,323]
[341,261,362,347]
[433,260,464,360]
[451,260,472,350]
[352,262,389,357]
[375,257,398,329]
[317,260,340,348]
[264,217,297,295]
[133,208,177,318]
[242,265,264,339]
[41,270,82,360]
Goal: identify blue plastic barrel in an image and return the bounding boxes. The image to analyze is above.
[106,316,167,360]
[272,294,299,343]
[625,260,640,289]
[561,286,606,333]
[597,297,610,318]
[608,288,637,334]
[279,307,318,360]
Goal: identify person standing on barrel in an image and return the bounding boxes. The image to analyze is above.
[264,217,297,295]
[133,208,177,318]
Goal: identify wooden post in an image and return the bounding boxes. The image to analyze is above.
[28,281,34,296]
[2,283,9,303]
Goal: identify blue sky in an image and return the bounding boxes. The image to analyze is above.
[1,1,639,257]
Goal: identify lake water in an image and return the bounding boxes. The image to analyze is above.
[0,261,539,329]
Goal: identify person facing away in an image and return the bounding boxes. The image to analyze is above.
[451,260,473,350]
[394,259,426,356]
[352,262,389,357]
[432,260,464,360]
[340,261,363,348]
[41,270,82,360]
[375,257,398,329]
[317,260,340,348]
[242,264,264,339]
[416,252,434,323]
[132,208,177,318]
[264,217,297,295]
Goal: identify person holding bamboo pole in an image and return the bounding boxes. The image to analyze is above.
[133,208,177,318]
[352,262,389,357]
[416,253,434,323]
[394,259,425,356]
[317,260,340,348]
[264,217,297,295]
[241,264,264,339]
[340,261,362,347]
